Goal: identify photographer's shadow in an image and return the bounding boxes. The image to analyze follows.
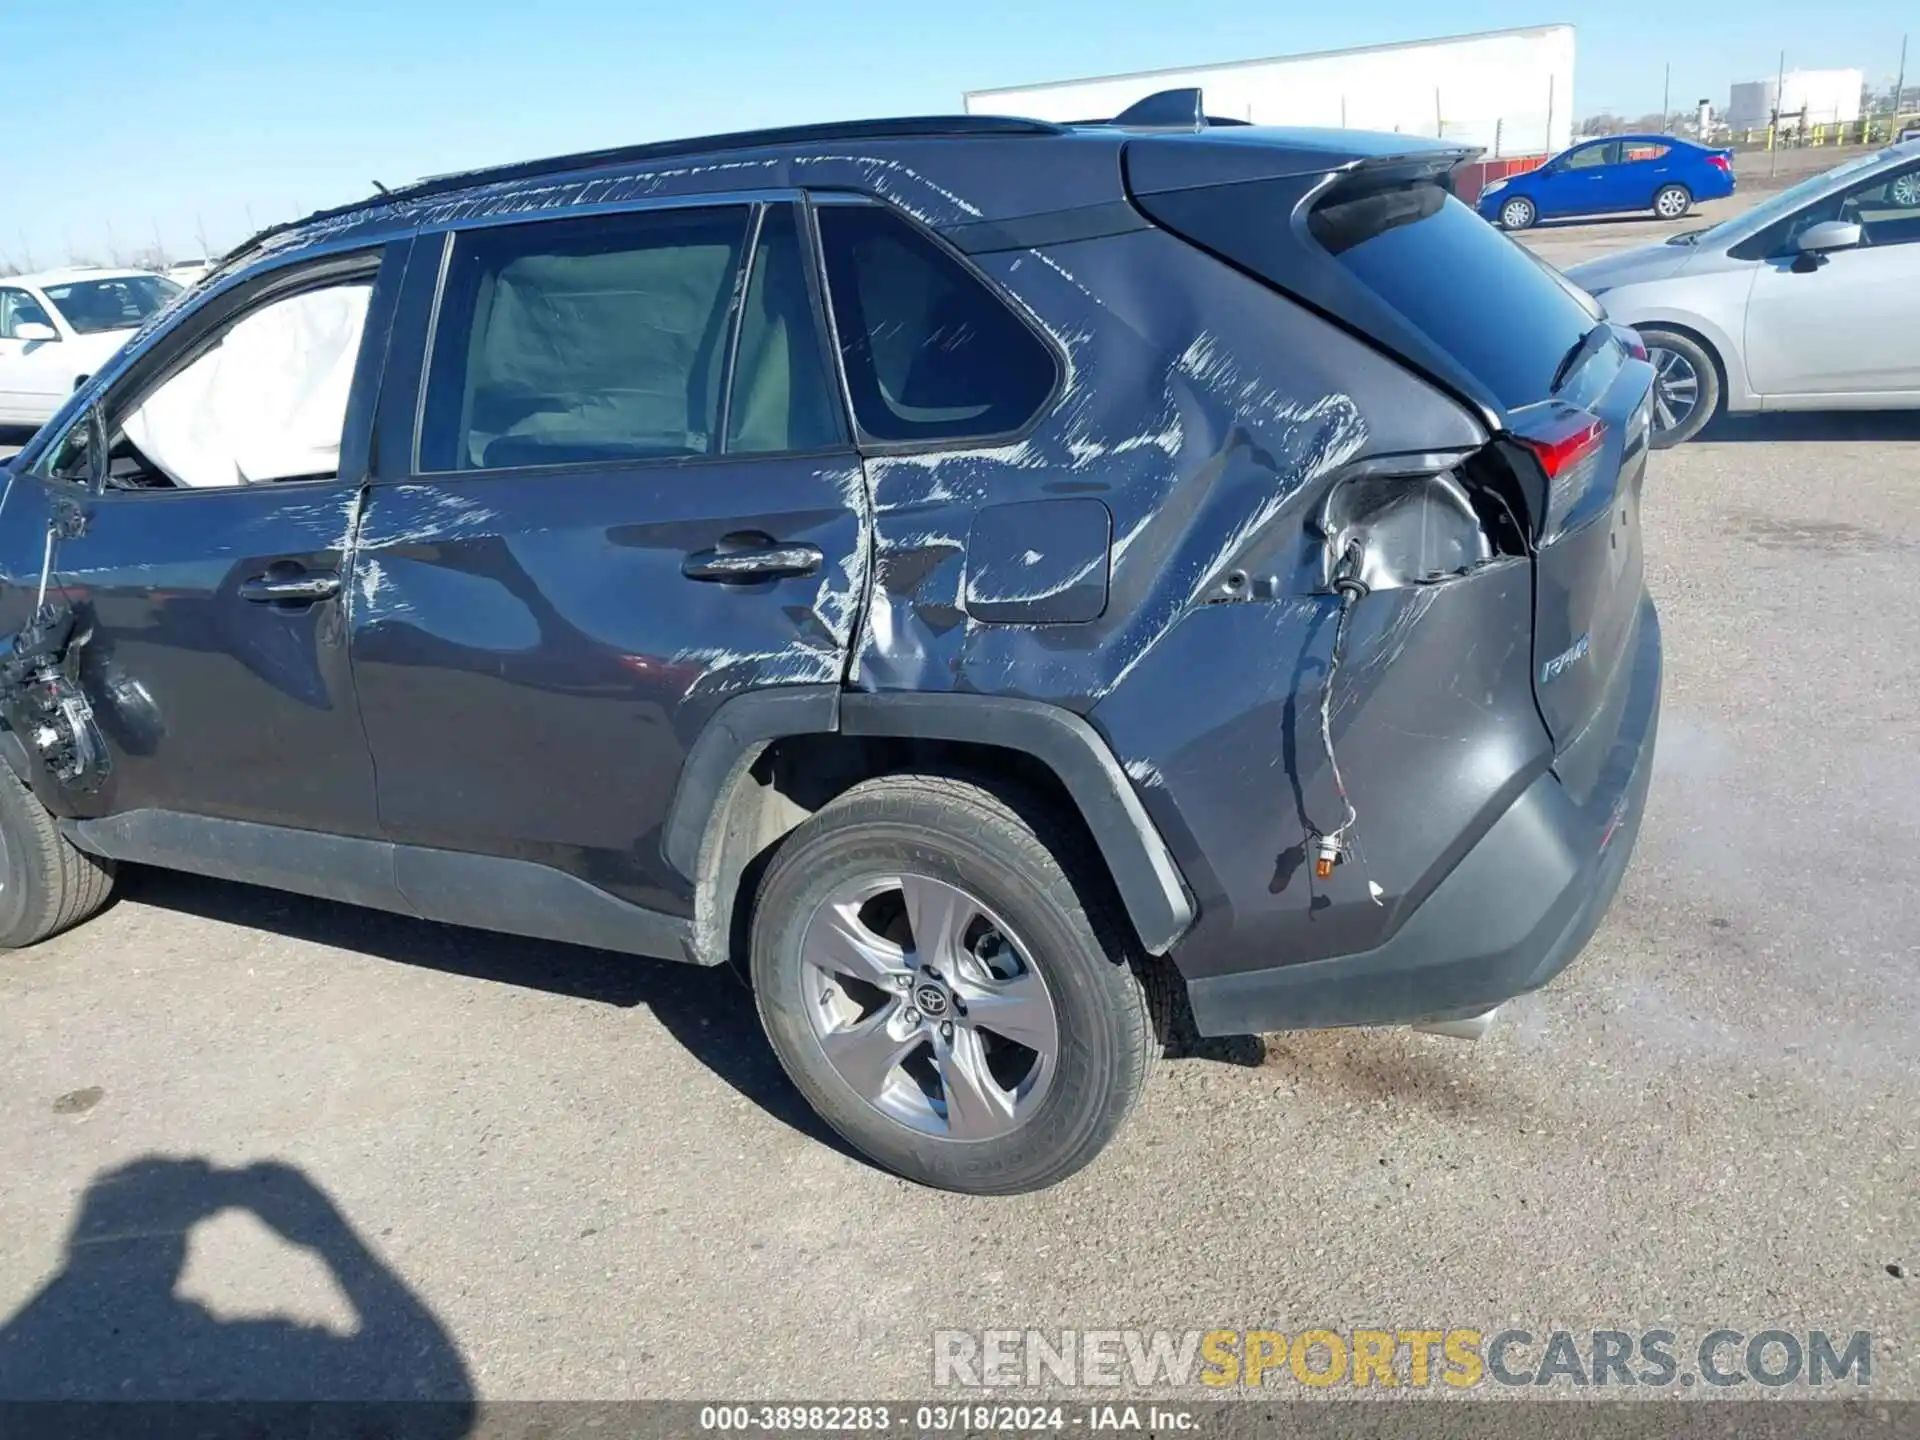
[0,1155,473,1431]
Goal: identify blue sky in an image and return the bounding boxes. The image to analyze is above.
[3,0,1910,268]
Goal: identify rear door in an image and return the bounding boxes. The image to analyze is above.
[351,199,862,914]
[1612,139,1673,210]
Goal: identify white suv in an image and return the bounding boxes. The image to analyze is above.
[0,269,182,428]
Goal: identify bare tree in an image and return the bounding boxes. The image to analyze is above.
[128,243,172,272]
[1578,111,1626,136]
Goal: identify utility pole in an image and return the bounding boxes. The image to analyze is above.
[1662,63,1671,129]
[1546,74,1555,154]
[1896,34,1909,125]
[1770,50,1785,178]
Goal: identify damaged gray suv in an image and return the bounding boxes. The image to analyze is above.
[0,94,1660,1194]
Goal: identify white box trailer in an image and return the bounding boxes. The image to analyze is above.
[965,24,1576,158]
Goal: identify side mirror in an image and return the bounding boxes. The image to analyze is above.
[14,321,59,343]
[1797,219,1862,253]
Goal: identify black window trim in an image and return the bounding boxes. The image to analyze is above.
[29,242,402,501]
[406,188,856,480]
[805,189,1067,459]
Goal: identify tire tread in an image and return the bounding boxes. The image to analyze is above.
[0,764,115,949]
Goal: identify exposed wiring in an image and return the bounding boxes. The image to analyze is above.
[1313,540,1369,880]
[32,524,55,615]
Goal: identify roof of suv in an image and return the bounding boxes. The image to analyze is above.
[226,114,1473,269]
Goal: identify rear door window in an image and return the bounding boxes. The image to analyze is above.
[814,203,1057,444]
[1561,142,1621,170]
[726,204,845,454]
[1307,179,1600,408]
[419,205,750,472]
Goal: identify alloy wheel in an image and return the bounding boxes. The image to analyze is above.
[1501,198,1534,230]
[800,873,1059,1140]
[1892,172,1920,209]
[1656,187,1689,219]
[1647,344,1701,435]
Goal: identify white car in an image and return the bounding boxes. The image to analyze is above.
[0,268,183,428]
[1566,139,1920,446]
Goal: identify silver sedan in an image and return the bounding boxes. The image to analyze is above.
[1565,140,1920,446]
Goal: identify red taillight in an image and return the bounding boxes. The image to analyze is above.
[1516,410,1610,541]
[1518,416,1607,479]
[1708,153,1732,174]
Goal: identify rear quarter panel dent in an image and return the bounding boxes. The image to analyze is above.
[850,229,1491,707]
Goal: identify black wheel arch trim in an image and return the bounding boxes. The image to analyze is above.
[664,688,1197,956]
[663,684,841,882]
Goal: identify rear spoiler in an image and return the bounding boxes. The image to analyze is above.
[1069,88,1254,132]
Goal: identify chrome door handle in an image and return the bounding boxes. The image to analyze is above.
[683,543,823,582]
[240,572,341,603]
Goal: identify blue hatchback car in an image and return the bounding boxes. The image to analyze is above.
[1478,134,1736,230]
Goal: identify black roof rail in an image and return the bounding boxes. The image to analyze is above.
[223,113,1065,264]
[1069,87,1254,131]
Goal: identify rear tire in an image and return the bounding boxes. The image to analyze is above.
[750,774,1154,1195]
[1654,183,1692,221]
[0,763,115,949]
[1640,327,1721,449]
[1497,195,1537,231]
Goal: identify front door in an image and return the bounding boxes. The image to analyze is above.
[0,245,406,836]
[1744,156,1920,398]
[1551,141,1622,216]
[0,287,69,424]
[350,200,863,916]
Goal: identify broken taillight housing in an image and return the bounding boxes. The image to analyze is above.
[1515,410,1608,543]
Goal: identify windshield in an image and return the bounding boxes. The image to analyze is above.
[1694,149,1895,247]
[41,274,182,335]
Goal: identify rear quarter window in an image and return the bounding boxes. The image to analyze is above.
[814,203,1057,444]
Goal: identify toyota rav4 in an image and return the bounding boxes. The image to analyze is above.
[0,95,1660,1194]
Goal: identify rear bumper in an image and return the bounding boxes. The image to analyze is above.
[1186,593,1661,1037]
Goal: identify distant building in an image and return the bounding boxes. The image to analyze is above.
[965,24,1577,158]
[1726,69,1864,131]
